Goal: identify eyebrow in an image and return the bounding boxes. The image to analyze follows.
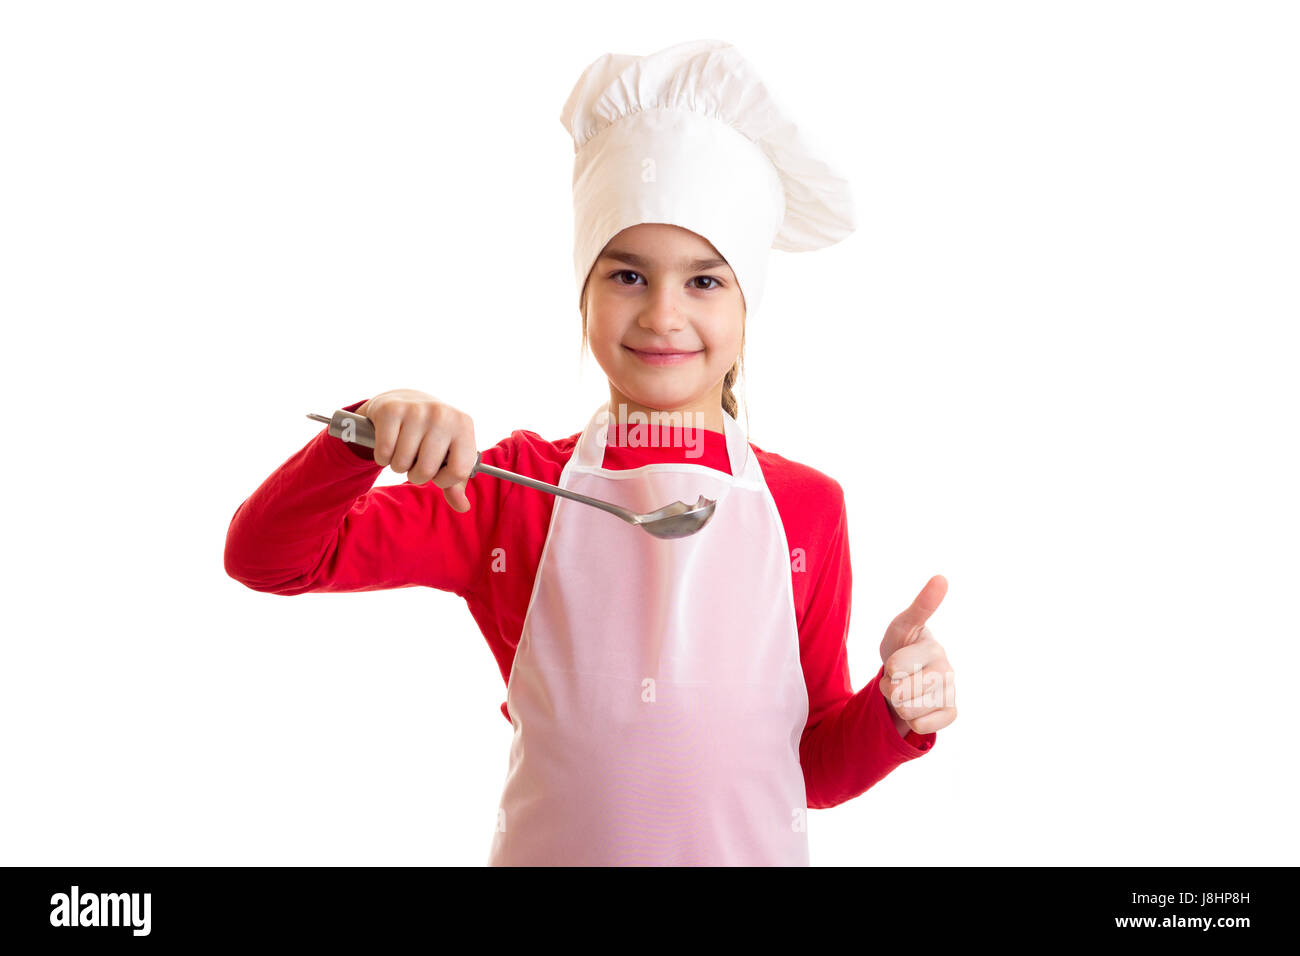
[599,249,731,273]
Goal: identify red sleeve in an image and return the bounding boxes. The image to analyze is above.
[223,398,518,598]
[767,469,936,810]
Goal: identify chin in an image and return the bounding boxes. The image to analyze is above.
[614,382,695,412]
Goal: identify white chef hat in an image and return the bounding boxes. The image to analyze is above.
[560,38,856,320]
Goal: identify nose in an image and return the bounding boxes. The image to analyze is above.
[638,283,686,335]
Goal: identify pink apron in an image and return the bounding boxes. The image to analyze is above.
[488,402,810,866]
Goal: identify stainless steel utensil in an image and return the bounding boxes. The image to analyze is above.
[306,409,717,539]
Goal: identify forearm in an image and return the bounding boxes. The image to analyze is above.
[800,663,936,808]
[225,439,381,591]
[225,399,384,592]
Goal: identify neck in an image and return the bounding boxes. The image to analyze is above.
[605,384,726,435]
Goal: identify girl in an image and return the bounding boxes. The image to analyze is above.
[225,38,957,866]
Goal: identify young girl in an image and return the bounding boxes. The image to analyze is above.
[225,38,956,866]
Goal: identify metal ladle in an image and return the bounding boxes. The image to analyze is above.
[306,409,717,539]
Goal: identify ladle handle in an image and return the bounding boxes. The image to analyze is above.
[308,409,481,479]
[307,410,652,528]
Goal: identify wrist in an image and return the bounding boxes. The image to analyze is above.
[883,666,909,738]
[889,707,910,739]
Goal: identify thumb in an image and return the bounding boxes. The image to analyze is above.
[445,481,472,513]
[889,574,948,645]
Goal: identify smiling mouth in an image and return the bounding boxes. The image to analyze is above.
[624,346,703,366]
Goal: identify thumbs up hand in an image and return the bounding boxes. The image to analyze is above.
[877,575,957,736]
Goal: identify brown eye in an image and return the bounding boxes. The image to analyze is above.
[692,276,721,290]
[613,270,643,285]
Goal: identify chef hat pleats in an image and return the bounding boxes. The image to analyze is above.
[560,38,857,318]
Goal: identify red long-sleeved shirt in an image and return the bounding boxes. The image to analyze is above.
[224,400,935,808]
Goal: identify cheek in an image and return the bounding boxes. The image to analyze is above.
[701,321,743,362]
[584,309,616,350]
[591,324,622,356]
[587,301,639,356]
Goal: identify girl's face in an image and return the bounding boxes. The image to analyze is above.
[584,223,744,432]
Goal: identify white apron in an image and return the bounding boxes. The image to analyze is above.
[488,402,810,866]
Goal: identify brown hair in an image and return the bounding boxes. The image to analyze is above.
[578,279,748,422]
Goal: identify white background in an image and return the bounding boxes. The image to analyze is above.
[2,1,1296,866]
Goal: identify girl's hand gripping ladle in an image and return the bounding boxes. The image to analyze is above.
[306,409,717,539]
